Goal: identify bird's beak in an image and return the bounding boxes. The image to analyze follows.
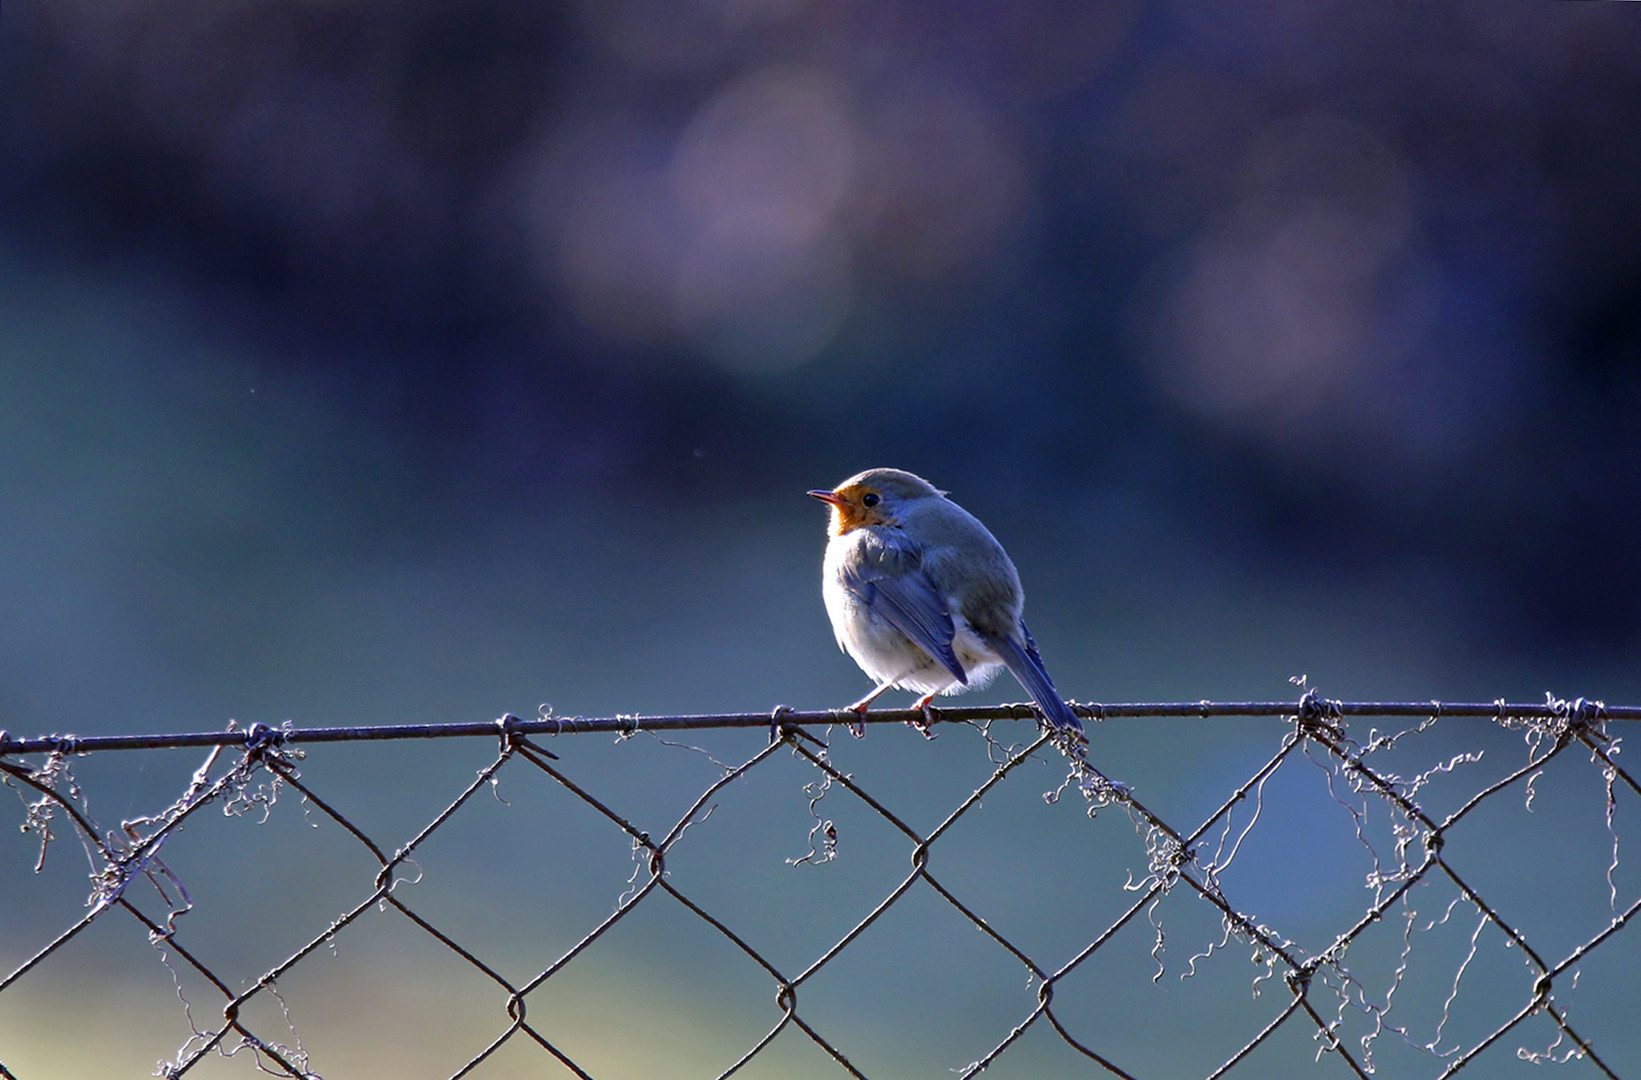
[807,489,849,510]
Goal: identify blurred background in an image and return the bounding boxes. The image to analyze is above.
[3,1,1641,1077]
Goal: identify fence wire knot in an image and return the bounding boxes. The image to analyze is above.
[241,722,282,753]
[1295,689,1344,738]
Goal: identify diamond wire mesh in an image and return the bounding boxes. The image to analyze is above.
[1,694,1637,1079]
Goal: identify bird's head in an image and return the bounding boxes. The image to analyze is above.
[808,468,946,536]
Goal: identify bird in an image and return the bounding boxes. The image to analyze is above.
[808,467,1084,738]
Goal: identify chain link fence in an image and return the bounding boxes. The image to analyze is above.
[2,691,1637,1079]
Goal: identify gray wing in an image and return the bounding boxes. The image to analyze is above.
[839,536,968,686]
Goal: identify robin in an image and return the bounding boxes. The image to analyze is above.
[808,468,1083,738]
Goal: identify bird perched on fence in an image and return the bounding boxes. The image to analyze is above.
[808,468,1085,738]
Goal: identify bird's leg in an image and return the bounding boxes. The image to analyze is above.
[843,681,895,737]
[846,682,894,712]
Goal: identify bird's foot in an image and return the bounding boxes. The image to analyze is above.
[908,694,940,739]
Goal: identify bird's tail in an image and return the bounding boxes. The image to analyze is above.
[990,625,1084,736]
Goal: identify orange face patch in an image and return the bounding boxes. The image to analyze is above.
[809,485,894,535]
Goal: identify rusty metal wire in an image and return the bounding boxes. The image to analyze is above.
[1,692,1636,1078]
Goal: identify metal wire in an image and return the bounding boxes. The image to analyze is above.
[1,694,1634,1078]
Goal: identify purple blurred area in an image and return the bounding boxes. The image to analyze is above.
[3,0,1640,692]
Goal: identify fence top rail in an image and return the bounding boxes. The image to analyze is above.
[0,696,1628,757]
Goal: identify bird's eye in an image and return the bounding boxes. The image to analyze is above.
[861,492,880,508]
